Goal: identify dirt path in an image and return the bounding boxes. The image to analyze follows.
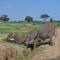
[31,28,60,60]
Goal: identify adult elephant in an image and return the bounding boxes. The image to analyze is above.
[25,22,56,49]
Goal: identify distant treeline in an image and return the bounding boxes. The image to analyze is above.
[0,14,60,23]
[9,20,60,23]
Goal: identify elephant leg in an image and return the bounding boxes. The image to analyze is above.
[34,38,38,49]
[49,34,55,46]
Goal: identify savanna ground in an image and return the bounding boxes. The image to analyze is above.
[0,22,60,60]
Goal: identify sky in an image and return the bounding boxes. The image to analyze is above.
[0,0,60,21]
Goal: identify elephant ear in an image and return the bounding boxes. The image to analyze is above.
[26,35,30,40]
[25,35,30,44]
[12,32,16,36]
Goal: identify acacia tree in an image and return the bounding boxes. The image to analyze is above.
[0,15,10,22]
[40,14,50,22]
[25,16,33,23]
[50,18,53,22]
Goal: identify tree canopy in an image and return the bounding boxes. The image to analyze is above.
[25,16,33,23]
[0,15,10,22]
[50,18,53,22]
[40,14,50,22]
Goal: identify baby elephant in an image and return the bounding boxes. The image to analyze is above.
[6,32,26,45]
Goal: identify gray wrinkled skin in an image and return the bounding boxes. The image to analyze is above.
[25,22,56,49]
[7,32,26,45]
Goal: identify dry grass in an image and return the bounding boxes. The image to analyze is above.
[0,44,24,60]
[0,34,44,60]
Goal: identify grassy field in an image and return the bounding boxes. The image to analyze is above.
[0,22,45,60]
[0,34,44,60]
[0,21,59,34]
[0,22,41,34]
[0,22,59,60]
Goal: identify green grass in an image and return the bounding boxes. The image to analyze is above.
[0,21,58,35]
[0,22,41,34]
[0,21,59,34]
[18,47,44,60]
